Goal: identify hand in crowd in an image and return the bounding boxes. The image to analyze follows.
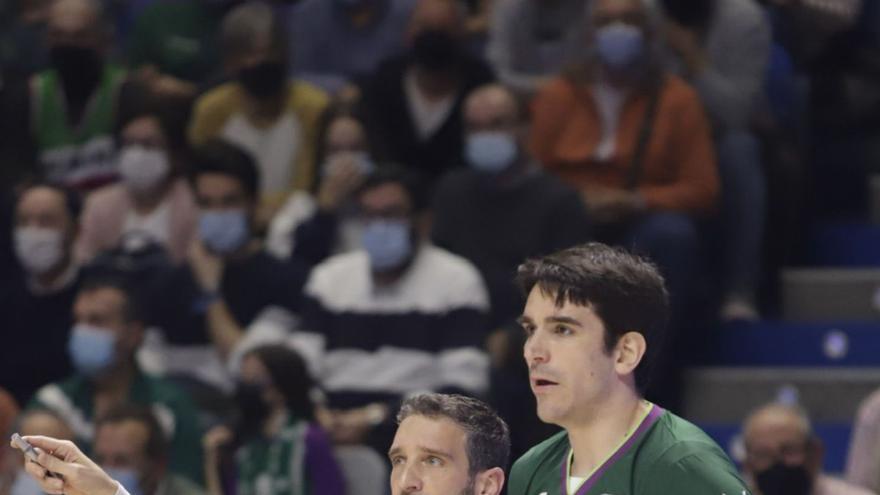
[135,65,198,99]
[11,436,119,495]
[202,425,233,463]
[319,404,387,445]
[583,188,645,224]
[317,155,368,212]
[188,240,225,294]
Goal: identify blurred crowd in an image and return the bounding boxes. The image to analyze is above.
[1,0,880,494]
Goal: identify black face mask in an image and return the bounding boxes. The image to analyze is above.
[755,462,813,495]
[661,0,715,29]
[412,29,461,73]
[238,60,287,99]
[50,44,103,101]
[234,382,272,432]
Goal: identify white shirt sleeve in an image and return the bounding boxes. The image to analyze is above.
[114,481,130,495]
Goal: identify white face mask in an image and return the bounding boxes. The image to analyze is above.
[14,226,65,274]
[118,146,170,193]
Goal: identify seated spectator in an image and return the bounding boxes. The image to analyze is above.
[148,140,310,392]
[203,345,344,495]
[487,0,588,95]
[4,0,131,192]
[433,83,591,328]
[76,101,198,264]
[743,402,875,495]
[295,168,490,453]
[846,388,880,493]
[7,408,75,495]
[126,0,224,98]
[0,0,51,80]
[359,0,495,191]
[94,405,205,495]
[287,0,418,92]
[529,0,717,320]
[266,105,373,262]
[0,184,81,406]
[432,83,590,459]
[28,276,204,484]
[189,1,329,226]
[658,0,771,320]
[529,0,718,410]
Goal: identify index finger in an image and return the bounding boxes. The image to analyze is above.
[22,436,71,455]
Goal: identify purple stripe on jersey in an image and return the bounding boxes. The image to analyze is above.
[561,403,665,495]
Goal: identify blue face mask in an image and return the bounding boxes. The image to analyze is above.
[595,22,645,69]
[361,219,412,271]
[10,470,44,495]
[104,467,143,495]
[199,209,249,255]
[466,131,518,173]
[68,324,117,376]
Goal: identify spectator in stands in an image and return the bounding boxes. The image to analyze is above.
[846,388,880,493]
[76,100,198,264]
[126,0,224,98]
[295,168,490,453]
[287,0,418,92]
[742,402,875,495]
[359,0,495,191]
[529,0,717,323]
[486,0,588,95]
[432,83,590,458]
[0,185,81,406]
[94,405,205,495]
[189,1,329,227]
[149,140,310,392]
[266,105,373,263]
[433,83,591,328]
[8,409,75,495]
[28,276,204,484]
[0,0,51,79]
[203,345,344,495]
[658,0,771,321]
[5,0,129,192]
[389,393,509,495]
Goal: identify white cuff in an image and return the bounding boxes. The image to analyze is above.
[114,481,130,495]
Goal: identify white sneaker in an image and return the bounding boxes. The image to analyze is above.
[720,297,760,322]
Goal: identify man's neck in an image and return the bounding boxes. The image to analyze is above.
[93,361,136,417]
[244,92,286,126]
[566,388,645,477]
[131,180,173,214]
[413,68,457,101]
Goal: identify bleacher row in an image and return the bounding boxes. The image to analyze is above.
[690,188,880,472]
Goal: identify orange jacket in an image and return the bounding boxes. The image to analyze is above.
[529,74,719,215]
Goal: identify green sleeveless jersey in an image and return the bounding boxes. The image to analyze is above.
[31,65,126,190]
[509,403,750,495]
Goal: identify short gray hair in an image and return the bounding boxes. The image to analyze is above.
[397,393,510,476]
[220,1,287,62]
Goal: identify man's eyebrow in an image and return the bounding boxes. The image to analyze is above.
[516,315,532,326]
[388,446,402,459]
[417,446,454,459]
[545,315,583,327]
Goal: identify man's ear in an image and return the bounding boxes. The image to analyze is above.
[614,331,646,376]
[473,467,505,495]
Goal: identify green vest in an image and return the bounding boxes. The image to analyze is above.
[236,417,312,495]
[508,403,751,495]
[32,65,125,189]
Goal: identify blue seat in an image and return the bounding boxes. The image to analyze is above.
[807,222,880,267]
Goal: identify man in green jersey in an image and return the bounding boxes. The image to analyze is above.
[508,243,748,495]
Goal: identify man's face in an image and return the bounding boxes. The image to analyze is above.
[46,0,102,50]
[520,286,618,428]
[389,415,474,495]
[325,117,368,156]
[358,182,414,225]
[408,0,460,41]
[195,172,253,215]
[94,420,160,495]
[73,287,140,357]
[464,89,519,136]
[744,410,819,483]
[15,187,74,244]
[591,0,647,31]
